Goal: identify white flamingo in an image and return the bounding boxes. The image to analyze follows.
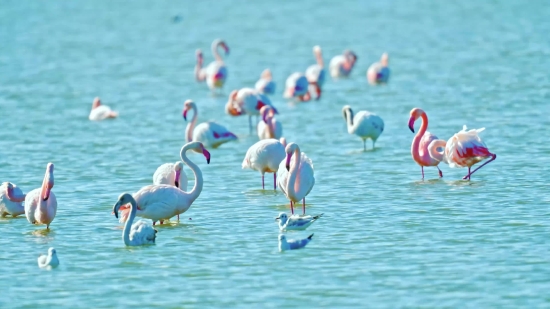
[195,39,230,91]
[25,163,57,229]
[283,72,311,102]
[257,105,282,140]
[305,45,325,99]
[113,194,158,246]
[255,69,276,95]
[88,97,118,121]
[342,105,385,151]
[183,100,237,148]
[277,142,315,215]
[367,53,390,84]
[116,142,210,225]
[242,138,286,190]
[226,88,277,133]
[153,161,188,221]
[329,49,358,78]
[0,182,25,217]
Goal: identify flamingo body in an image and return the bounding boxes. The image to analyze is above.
[89,97,118,121]
[277,143,315,214]
[242,139,286,189]
[343,105,384,150]
[305,45,325,99]
[153,162,188,191]
[329,50,357,78]
[367,53,390,84]
[255,69,276,95]
[0,182,25,217]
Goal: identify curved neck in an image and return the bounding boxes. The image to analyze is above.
[411,113,429,162]
[428,140,446,162]
[123,198,138,246]
[345,110,354,133]
[185,107,198,143]
[180,145,204,203]
[212,42,223,61]
[38,171,50,211]
[266,116,275,138]
[286,147,301,200]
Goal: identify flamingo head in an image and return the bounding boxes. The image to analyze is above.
[408,108,425,133]
[182,100,195,121]
[313,45,322,55]
[381,53,389,66]
[284,142,299,171]
[261,69,272,80]
[344,50,358,64]
[173,161,184,188]
[275,212,288,224]
[41,163,54,201]
[92,97,101,109]
[188,142,211,164]
[220,41,230,55]
[48,247,57,257]
[342,105,353,122]
[113,193,134,219]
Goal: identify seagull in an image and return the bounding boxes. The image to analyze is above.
[38,247,59,269]
[275,212,323,231]
[278,233,314,252]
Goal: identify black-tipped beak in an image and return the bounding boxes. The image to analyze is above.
[409,125,414,133]
[113,203,119,218]
[175,181,179,188]
[285,164,290,171]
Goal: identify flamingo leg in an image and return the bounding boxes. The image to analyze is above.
[313,83,321,100]
[302,198,306,215]
[421,166,425,179]
[177,215,180,221]
[372,140,375,150]
[463,154,496,179]
[262,175,265,189]
[273,173,277,190]
[290,201,294,214]
[437,166,443,178]
[363,139,367,151]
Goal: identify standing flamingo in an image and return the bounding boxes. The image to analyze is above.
[153,161,188,221]
[342,105,384,151]
[25,163,57,229]
[255,69,276,95]
[226,88,278,133]
[113,195,157,246]
[183,100,237,148]
[116,142,211,225]
[367,53,390,84]
[195,39,230,91]
[329,50,358,78]
[257,105,283,140]
[0,182,26,217]
[283,73,311,102]
[428,125,496,180]
[242,138,286,190]
[277,143,315,215]
[408,108,444,179]
[88,97,118,121]
[305,45,325,99]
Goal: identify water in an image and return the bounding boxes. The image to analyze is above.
[1,0,550,307]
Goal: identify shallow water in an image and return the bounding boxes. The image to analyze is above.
[2,0,550,308]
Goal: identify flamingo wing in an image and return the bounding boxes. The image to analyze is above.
[296,153,315,199]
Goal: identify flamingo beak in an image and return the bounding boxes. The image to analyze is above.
[408,117,415,133]
[202,148,211,164]
[174,170,181,188]
[113,202,120,219]
[285,153,291,171]
[223,45,230,55]
[183,109,188,121]
[271,106,279,114]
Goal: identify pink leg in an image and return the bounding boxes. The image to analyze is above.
[261,175,265,189]
[463,154,496,179]
[273,173,277,190]
[290,201,294,214]
[437,166,443,178]
[302,198,306,215]
[421,166,425,179]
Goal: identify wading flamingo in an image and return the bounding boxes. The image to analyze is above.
[277,142,315,215]
[195,39,230,91]
[257,105,283,140]
[283,73,311,102]
[116,142,210,225]
[342,105,384,151]
[428,125,496,180]
[88,97,118,121]
[367,53,390,84]
[25,163,57,229]
[183,100,237,148]
[38,248,59,269]
[255,69,276,95]
[242,138,286,190]
[329,50,358,78]
[409,108,443,179]
[153,161,188,220]
[305,45,325,99]
[0,182,25,217]
[226,88,278,133]
[113,194,157,246]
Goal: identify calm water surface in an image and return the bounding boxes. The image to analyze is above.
[2,0,550,308]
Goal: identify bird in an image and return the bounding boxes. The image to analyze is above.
[183,99,237,149]
[195,39,230,91]
[305,45,325,100]
[88,97,118,121]
[242,138,286,190]
[408,108,444,179]
[226,88,278,133]
[278,233,314,252]
[113,194,157,246]
[115,142,210,225]
[25,163,57,229]
[257,105,282,140]
[428,125,496,180]
[277,142,315,215]
[275,212,323,231]
[255,69,276,95]
[0,182,25,217]
[153,161,188,221]
[38,247,59,269]
[283,72,311,102]
[342,105,384,151]
[367,53,390,84]
[329,49,358,78]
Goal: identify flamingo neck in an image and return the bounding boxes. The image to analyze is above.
[123,197,138,246]
[411,113,429,163]
[212,42,223,62]
[194,57,203,80]
[38,171,51,212]
[180,144,203,203]
[286,147,301,201]
[345,109,354,133]
[185,107,198,143]
[266,116,275,138]
[315,52,324,68]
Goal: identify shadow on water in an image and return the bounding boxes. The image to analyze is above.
[347,147,381,155]
[244,189,281,197]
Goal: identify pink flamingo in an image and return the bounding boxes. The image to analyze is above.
[277,142,315,215]
[0,182,26,217]
[195,39,229,91]
[283,73,312,102]
[305,45,325,100]
[408,108,444,179]
[367,53,390,84]
[329,49,358,78]
[226,88,278,133]
[183,100,237,148]
[255,69,276,95]
[428,125,496,180]
[257,105,283,140]
[25,163,57,229]
[89,97,118,121]
[242,137,287,190]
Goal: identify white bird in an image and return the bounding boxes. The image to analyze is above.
[275,212,323,231]
[153,162,187,191]
[329,49,358,78]
[183,100,237,149]
[277,142,315,215]
[242,138,286,190]
[38,247,59,269]
[278,233,314,252]
[367,53,390,84]
[305,45,325,99]
[88,97,118,121]
[255,69,276,95]
[0,182,25,217]
[25,163,57,229]
[195,39,230,91]
[283,73,311,102]
[342,105,384,151]
[113,194,157,246]
[115,142,210,225]
[226,88,278,133]
[257,105,282,140]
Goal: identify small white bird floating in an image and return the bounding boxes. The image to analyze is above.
[255,69,276,95]
[88,97,118,121]
[278,233,314,252]
[38,247,59,269]
[0,182,26,217]
[275,212,323,231]
[342,105,384,151]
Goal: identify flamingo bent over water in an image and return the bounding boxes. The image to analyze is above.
[329,50,358,78]
[277,142,315,215]
[195,39,230,91]
[284,73,311,102]
[25,163,57,229]
[342,105,384,151]
[242,138,286,190]
[255,69,276,95]
[408,108,444,179]
[183,100,237,148]
[367,53,390,84]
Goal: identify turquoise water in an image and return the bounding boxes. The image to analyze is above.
[2,0,550,308]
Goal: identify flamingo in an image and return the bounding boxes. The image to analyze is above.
[88,97,118,121]
[305,45,325,99]
[113,194,157,246]
[153,161,188,221]
[242,138,286,190]
[116,142,210,225]
[226,88,278,133]
[25,163,57,229]
[367,53,390,84]
[428,125,496,180]
[408,108,443,179]
[342,105,384,151]
[255,69,276,95]
[183,100,237,148]
[195,39,230,91]
[0,182,25,217]
[283,73,311,102]
[38,248,59,269]
[257,105,283,140]
[277,142,315,215]
[329,49,358,78]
